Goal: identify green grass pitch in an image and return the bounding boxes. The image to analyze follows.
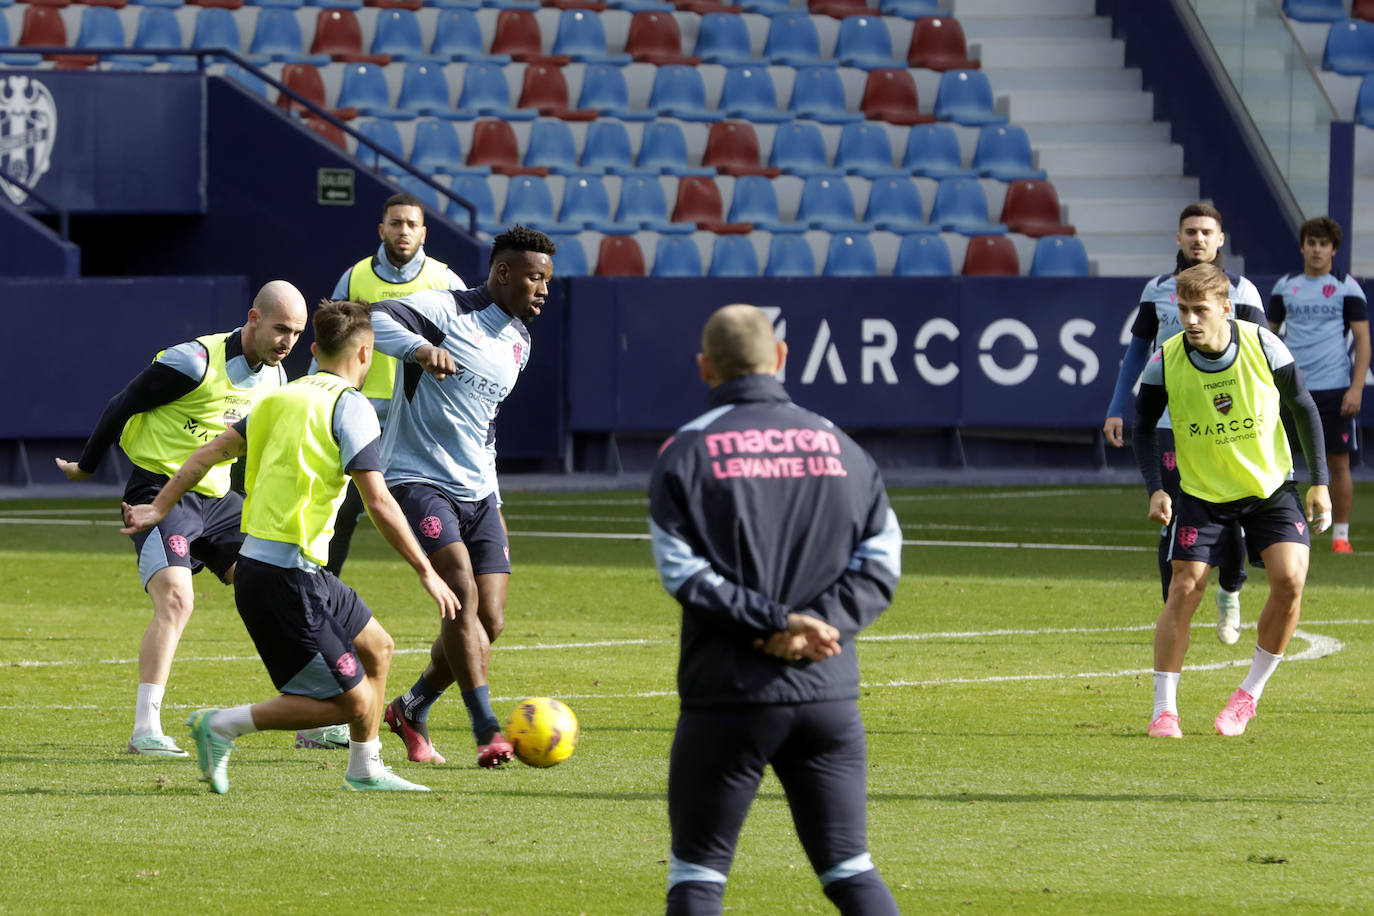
[2,484,1372,914]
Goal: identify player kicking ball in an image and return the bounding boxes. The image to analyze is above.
[123,301,460,792]
[1133,263,1330,738]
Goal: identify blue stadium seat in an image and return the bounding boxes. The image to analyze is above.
[249,8,329,64]
[354,118,408,174]
[833,122,905,178]
[796,176,874,232]
[338,62,406,119]
[864,176,932,234]
[972,124,1046,180]
[741,0,792,12]
[727,174,797,232]
[191,8,242,56]
[447,173,503,234]
[933,69,1007,126]
[637,121,715,176]
[1355,73,1374,127]
[560,174,635,232]
[719,66,792,123]
[878,0,942,19]
[553,9,632,64]
[787,65,863,123]
[695,12,754,65]
[130,7,183,54]
[577,62,655,121]
[458,61,537,120]
[581,121,639,174]
[651,236,704,277]
[764,12,830,67]
[1029,235,1090,276]
[769,121,840,175]
[894,233,953,275]
[648,65,723,121]
[501,175,558,230]
[834,15,899,70]
[616,175,687,232]
[396,62,465,118]
[544,234,589,276]
[1323,19,1374,74]
[524,119,582,174]
[431,9,511,63]
[74,7,126,52]
[903,123,975,178]
[410,119,473,175]
[1283,0,1346,22]
[823,232,878,276]
[221,63,270,98]
[371,8,427,61]
[929,178,1006,235]
[708,234,761,276]
[394,174,442,213]
[764,234,817,276]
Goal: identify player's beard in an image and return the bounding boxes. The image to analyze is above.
[1175,249,1225,274]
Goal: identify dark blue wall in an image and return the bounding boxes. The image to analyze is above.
[0,197,79,277]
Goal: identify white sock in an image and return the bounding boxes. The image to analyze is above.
[347,738,384,780]
[133,683,165,738]
[209,705,258,741]
[1333,523,1350,542]
[1239,646,1282,701]
[1152,671,1180,718]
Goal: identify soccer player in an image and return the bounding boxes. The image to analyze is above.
[1103,203,1267,646]
[294,192,467,751]
[121,301,461,793]
[56,281,308,757]
[1269,216,1370,554]
[649,304,903,915]
[1134,263,1330,739]
[369,225,555,768]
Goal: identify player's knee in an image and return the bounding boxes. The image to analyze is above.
[1165,572,1206,606]
[482,605,505,641]
[153,585,195,626]
[1268,567,1306,604]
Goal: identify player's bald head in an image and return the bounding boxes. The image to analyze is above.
[252,279,308,323]
[700,304,779,383]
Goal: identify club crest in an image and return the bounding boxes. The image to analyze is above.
[512,341,523,366]
[1323,283,1337,298]
[0,75,57,206]
[1213,393,1233,415]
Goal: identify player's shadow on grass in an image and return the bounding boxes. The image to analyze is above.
[865,790,1325,805]
[477,788,665,803]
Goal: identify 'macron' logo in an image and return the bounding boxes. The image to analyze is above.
[1213,394,1233,415]
[1177,526,1199,549]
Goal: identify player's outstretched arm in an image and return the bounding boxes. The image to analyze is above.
[1306,485,1332,534]
[352,469,460,619]
[120,428,246,533]
[1148,489,1172,527]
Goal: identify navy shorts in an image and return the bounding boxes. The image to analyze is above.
[232,556,372,698]
[124,467,244,588]
[389,483,511,575]
[1167,482,1310,567]
[669,700,872,882]
[1310,388,1358,455]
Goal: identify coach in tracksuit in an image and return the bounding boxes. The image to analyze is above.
[649,304,904,916]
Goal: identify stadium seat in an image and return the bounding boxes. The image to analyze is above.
[1323,19,1374,74]
[769,120,839,175]
[1029,235,1090,276]
[18,6,70,51]
[304,115,348,149]
[491,8,570,64]
[394,174,442,212]
[638,121,714,175]
[788,66,863,123]
[468,119,546,174]
[278,62,356,119]
[74,6,125,51]
[129,7,183,57]
[616,175,684,232]
[1000,179,1074,237]
[517,63,596,119]
[651,235,704,276]
[447,173,503,233]
[879,0,941,18]
[796,175,873,232]
[190,8,242,55]
[224,64,272,100]
[703,121,781,177]
[459,61,538,119]
[354,117,407,172]
[1283,0,1346,22]
[859,68,936,126]
[972,125,1046,180]
[933,69,1007,125]
[370,8,426,60]
[1357,0,1374,22]
[726,173,794,232]
[648,64,722,121]
[580,120,639,174]
[410,118,471,174]
[547,234,590,276]
[929,178,1005,235]
[962,234,1020,275]
[431,9,511,62]
[834,121,905,178]
[823,232,877,276]
[695,11,753,64]
[719,66,792,123]
[741,0,791,12]
[907,16,978,70]
[809,0,868,19]
[552,8,632,63]
[501,174,558,229]
[594,235,646,275]
[191,0,248,9]
[311,8,387,63]
[391,62,458,118]
[0,13,42,65]
[560,174,634,231]
[764,234,816,276]
[524,119,582,173]
[834,15,899,70]
[903,123,973,178]
[764,12,828,66]
[625,10,699,65]
[708,234,761,276]
[577,62,655,121]
[1354,73,1374,126]
[864,176,931,233]
[249,8,329,63]
[338,62,406,118]
[894,233,952,275]
[671,175,748,231]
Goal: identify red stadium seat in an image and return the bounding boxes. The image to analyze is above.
[187,0,245,9]
[304,116,348,150]
[907,16,978,70]
[594,236,646,276]
[517,63,597,120]
[625,10,700,65]
[859,68,936,126]
[491,9,571,65]
[808,0,868,18]
[1351,0,1374,20]
[277,62,358,121]
[311,9,390,64]
[19,5,69,45]
[467,119,549,176]
[365,0,423,10]
[701,121,781,178]
[962,234,1020,275]
[670,175,752,232]
[1000,179,1074,238]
